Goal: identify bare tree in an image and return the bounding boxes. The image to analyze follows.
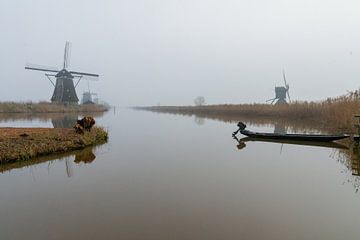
[194,96,206,106]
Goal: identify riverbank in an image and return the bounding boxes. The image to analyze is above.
[0,102,109,113]
[135,91,360,134]
[0,127,108,164]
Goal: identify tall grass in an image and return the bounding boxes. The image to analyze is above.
[136,90,360,133]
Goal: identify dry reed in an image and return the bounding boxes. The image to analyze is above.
[136,90,360,134]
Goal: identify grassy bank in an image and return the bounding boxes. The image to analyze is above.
[135,91,360,134]
[0,102,109,113]
[0,146,103,173]
[0,127,108,164]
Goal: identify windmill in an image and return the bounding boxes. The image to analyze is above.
[25,42,99,104]
[266,70,291,105]
[81,80,98,104]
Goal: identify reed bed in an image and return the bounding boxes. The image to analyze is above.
[0,101,108,113]
[136,90,360,134]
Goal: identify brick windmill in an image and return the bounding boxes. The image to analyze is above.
[25,42,99,104]
[266,70,291,105]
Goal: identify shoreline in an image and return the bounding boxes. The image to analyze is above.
[0,146,104,173]
[0,102,109,113]
[134,96,360,134]
[0,127,108,164]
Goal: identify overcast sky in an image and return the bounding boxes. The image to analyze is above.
[1,0,359,106]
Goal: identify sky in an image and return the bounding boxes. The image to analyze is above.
[1,0,360,106]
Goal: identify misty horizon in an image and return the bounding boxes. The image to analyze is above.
[1,0,360,106]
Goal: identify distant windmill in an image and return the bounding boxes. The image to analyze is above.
[81,80,98,104]
[266,70,291,104]
[25,42,99,104]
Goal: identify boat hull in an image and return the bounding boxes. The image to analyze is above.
[240,130,349,142]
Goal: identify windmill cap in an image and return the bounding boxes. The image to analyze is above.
[55,69,73,78]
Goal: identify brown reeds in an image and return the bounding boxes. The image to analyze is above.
[0,101,109,113]
[135,90,360,134]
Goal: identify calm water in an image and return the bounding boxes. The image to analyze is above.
[0,109,359,240]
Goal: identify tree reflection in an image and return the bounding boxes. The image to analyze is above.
[194,116,205,126]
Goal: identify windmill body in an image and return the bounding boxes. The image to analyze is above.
[81,80,98,104]
[81,91,97,104]
[25,42,99,104]
[274,86,288,104]
[51,69,78,102]
[267,70,291,105]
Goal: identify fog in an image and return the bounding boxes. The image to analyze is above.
[1,0,359,106]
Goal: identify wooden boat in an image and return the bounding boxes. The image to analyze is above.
[233,122,349,142]
[236,136,349,149]
[240,129,349,142]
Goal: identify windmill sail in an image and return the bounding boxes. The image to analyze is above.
[63,41,71,69]
[25,63,59,73]
[282,69,291,103]
[69,71,99,77]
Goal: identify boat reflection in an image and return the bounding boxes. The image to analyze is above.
[233,135,360,192]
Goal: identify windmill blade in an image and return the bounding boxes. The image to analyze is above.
[287,90,291,103]
[63,41,71,69]
[25,63,59,73]
[266,98,276,102]
[69,71,99,78]
[271,98,277,104]
[282,68,291,102]
[282,69,288,88]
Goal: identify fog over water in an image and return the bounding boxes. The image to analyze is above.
[1,0,360,106]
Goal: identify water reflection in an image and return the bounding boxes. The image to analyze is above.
[0,112,105,128]
[274,122,287,134]
[194,116,205,126]
[0,146,99,177]
[51,114,79,128]
[142,108,342,134]
[74,147,96,164]
[232,134,360,193]
[335,143,360,192]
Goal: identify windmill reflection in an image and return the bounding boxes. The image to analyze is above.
[52,114,79,128]
[274,122,286,134]
[51,112,105,129]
